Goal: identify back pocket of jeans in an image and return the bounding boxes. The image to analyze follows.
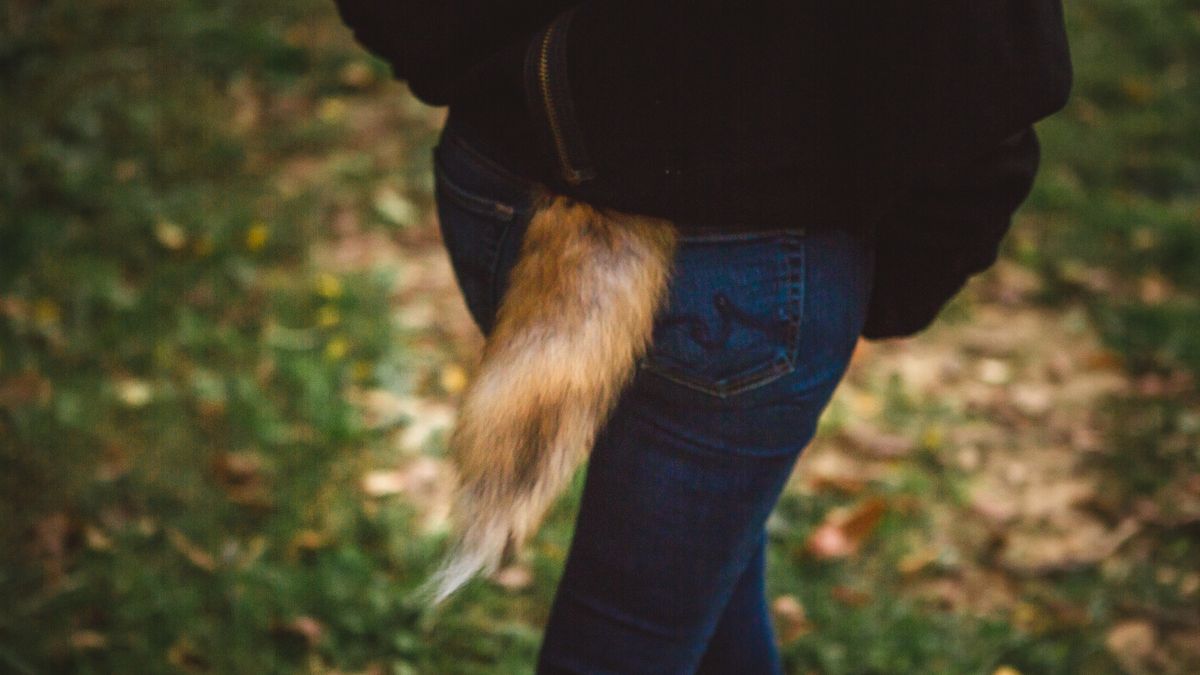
[640,230,806,397]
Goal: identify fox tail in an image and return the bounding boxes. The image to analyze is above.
[422,194,677,604]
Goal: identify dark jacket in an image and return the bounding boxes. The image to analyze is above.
[332,1,1072,338]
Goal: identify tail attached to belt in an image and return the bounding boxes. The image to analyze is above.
[423,194,677,604]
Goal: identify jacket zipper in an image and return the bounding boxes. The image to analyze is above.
[530,10,595,186]
[537,27,576,184]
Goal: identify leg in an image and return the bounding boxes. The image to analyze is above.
[536,227,874,674]
[536,370,843,674]
[695,534,781,675]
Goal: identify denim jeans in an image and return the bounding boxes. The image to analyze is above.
[433,120,875,674]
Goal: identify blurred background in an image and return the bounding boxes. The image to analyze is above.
[1,0,1197,673]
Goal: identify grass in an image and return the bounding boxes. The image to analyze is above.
[1,0,1197,672]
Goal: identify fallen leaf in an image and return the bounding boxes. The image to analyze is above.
[1001,517,1140,575]
[114,378,153,408]
[805,497,887,560]
[362,470,407,497]
[278,616,324,647]
[374,186,416,227]
[31,512,72,586]
[71,630,108,651]
[809,474,868,495]
[339,61,375,88]
[166,528,216,572]
[84,525,113,551]
[830,585,872,607]
[979,359,1012,385]
[0,370,53,408]
[771,595,813,643]
[492,564,533,591]
[167,637,208,672]
[898,547,939,576]
[211,451,272,508]
[1106,620,1157,673]
[155,220,187,250]
[840,424,915,458]
[289,529,328,553]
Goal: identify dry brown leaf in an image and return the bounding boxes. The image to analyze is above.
[95,443,130,482]
[361,470,407,497]
[492,564,534,591]
[278,616,325,648]
[166,528,216,572]
[830,585,872,607]
[840,424,915,459]
[771,595,813,644]
[167,637,208,672]
[0,370,52,408]
[1000,517,1140,576]
[1106,620,1157,673]
[211,451,272,508]
[289,529,328,553]
[31,512,73,587]
[898,547,939,576]
[809,474,868,495]
[83,525,113,552]
[806,497,887,560]
[70,630,108,651]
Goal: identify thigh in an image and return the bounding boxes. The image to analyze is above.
[538,227,875,673]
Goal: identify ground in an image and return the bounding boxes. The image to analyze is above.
[1,0,1197,673]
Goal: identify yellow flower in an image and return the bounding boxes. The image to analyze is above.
[316,273,342,299]
[245,222,269,252]
[324,337,349,361]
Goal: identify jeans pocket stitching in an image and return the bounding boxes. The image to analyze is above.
[641,232,807,398]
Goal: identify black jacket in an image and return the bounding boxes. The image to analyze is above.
[332,1,1072,338]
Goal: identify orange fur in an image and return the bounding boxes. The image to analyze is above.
[423,194,677,603]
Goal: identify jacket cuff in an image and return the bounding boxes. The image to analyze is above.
[860,127,1041,340]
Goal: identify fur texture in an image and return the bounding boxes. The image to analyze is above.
[424,194,678,603]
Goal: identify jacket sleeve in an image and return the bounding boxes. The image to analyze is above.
[329,0,571,104]
[860,127,1042,340]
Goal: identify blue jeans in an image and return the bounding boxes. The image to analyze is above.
[433,121,875,674]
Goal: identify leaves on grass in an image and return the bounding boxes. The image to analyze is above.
[166,528,216,573]
[805,497,888,560]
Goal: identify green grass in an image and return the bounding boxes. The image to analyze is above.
[2,0,1197,672]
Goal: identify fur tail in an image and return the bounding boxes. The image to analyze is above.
[422,194,678,604]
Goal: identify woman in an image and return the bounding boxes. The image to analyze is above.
[333,2,1072,672]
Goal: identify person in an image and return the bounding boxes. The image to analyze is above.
[332,2,1072,672]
